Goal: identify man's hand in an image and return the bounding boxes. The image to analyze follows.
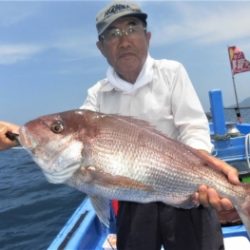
[195,150,240,211]
[0,121,20,150]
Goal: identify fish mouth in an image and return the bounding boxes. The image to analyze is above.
[19,124,84,185]
[19,126,37,150]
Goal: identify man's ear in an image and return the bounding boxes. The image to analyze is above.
[146,31,151,46]
[96,41,106,58]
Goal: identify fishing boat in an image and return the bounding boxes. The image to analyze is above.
[47,89,250,250]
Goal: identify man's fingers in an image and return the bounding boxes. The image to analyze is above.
[198,185,209,207]
[197,185,234,211]
[227,167,240,185]
[198,151,240,185]
[0,122,20,150]
[220,198,234,211]
[206,188,222,211]
[210,155,240,185]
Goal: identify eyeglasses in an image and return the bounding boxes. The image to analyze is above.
[100,24,146,43]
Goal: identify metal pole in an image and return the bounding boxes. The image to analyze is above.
[231,75,242,123]
[228,46,242,123]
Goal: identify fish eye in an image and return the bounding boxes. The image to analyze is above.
[51,120,64,134]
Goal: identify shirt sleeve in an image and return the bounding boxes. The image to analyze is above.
[171,63,213,153]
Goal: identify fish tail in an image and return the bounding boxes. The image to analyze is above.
[234,184,250,238]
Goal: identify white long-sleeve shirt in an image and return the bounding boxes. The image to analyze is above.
[80,57,213,152]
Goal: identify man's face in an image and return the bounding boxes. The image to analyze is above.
[97,16,151,83]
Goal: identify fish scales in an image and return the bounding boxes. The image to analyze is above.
[19,109,250,234]
[92,124,208,197]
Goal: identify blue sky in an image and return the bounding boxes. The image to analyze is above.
[1,0,250,125]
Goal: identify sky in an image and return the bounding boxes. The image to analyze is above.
[0,0,250,125]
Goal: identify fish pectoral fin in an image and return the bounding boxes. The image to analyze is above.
[79,165,100,183]
[90,196,111,227]
[80,165,154,192]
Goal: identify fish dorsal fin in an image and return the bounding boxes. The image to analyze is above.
[101,113,175,141]
[84,110,183,146]
[111,114,159,132]
[90,196,110,227]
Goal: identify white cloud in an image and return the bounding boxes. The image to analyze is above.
[0,44,45,65]
[0,30,98,65]
[2,2,250,66]
[0,2,41,27]
[151,2,250,47]
[52,28,99,59]
[0,25,100,65]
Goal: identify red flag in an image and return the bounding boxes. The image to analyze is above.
[228,46,250,75]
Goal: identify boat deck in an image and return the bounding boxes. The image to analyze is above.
[48,198,250,250]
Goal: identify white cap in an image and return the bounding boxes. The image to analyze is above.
[96,0,147,36]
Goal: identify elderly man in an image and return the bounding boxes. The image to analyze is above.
[81,1,238,250]
[0,1,239,250]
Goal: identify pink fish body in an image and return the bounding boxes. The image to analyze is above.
[19,109,250,233]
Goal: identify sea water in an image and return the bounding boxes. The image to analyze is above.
[0,149,84,250]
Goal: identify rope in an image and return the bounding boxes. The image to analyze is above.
[212,134,231,141]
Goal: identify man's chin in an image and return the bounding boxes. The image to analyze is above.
[118,55,139,68]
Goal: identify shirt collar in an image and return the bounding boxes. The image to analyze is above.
[103,54,154,94]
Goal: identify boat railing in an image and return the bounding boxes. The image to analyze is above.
[209,90,250,176]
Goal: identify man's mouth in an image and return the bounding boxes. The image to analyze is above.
[118,52,136,58]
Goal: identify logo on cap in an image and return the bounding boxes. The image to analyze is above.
[104,4,132,20]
